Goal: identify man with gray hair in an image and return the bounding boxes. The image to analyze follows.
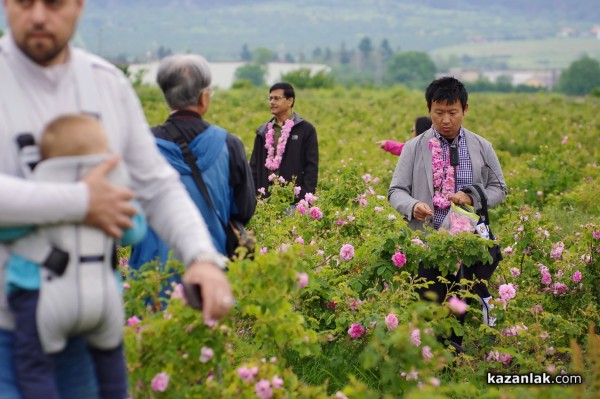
[130,54,256,271]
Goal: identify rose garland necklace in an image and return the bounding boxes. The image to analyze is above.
[265,118,294,170]
[428,138,455,209]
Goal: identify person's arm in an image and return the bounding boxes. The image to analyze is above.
[0,174,87,226]
[299,124,319,199]
[249,132,261,194]
[388,139,420,220]
[382,140,405,156]
[481,143,507,209]
[227,134,256,225]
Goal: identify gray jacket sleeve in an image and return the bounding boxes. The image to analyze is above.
[388,137,422,222]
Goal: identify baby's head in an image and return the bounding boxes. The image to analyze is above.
[41,114,109,160]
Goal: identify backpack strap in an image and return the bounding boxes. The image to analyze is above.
[161,122,229,233]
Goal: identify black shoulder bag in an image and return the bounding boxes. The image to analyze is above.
[161,123,255,260]
[468,185,503,282]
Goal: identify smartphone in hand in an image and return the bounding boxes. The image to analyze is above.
[182,282,203,310]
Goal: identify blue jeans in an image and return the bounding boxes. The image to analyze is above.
[0,328,99,399]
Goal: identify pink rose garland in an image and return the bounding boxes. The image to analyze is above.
[428,138,455,209]
[264,119,294,171]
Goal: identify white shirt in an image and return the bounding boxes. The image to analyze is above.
[0,34,222,329]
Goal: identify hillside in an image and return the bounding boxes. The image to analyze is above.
[1,0,598,64]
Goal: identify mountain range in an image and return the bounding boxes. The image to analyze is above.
[1,1,599,66]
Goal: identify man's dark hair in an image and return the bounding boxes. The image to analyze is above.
[270,82,295,107]
[414,116,432,136]
[425,77,468,111]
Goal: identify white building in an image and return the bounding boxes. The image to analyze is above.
[127,61,330,89]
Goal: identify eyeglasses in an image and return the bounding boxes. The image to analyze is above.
[204,87,214,98]
[268,95,286,102]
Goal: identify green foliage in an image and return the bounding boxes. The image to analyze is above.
[385,51,436,89]
[280,68,335,89]
[556,56,600,96]
[234,63,266,87]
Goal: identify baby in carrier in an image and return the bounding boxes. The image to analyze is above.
[1,114,146,399]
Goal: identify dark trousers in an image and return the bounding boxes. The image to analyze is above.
[8,290,128,399]
[416,260,496,346]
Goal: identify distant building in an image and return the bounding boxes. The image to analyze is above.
[591,25,600,40]
[558,27,575,38]
[438,68,561,89]
[127,61,330,89]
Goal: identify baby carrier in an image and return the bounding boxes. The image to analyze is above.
[0,48,126,353]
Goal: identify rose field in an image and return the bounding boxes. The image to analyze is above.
[121,85,600,398]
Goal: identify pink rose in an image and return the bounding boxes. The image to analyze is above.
[309,206,323,220]
[348,323,365,339]
[127,316,141,327]
[447,297,468,315]
[255,379,273,399]
[510,267,520,278]
[340,244,355,261]
[422,345,433,360]
[151,372,169,392]
[297,272,309,290]
[272,375,284,389]
[385,313,398,330]
[498,283,516,301]
[391,252,407,267]
[199,346,214,363]
[410,328,421,347]
[572,271,582,283]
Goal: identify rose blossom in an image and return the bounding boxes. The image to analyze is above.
[498,283,516,301]
[348,323,365,339]
[447,297,468,315]
[309,206,323,220]
[422,346,434,360]
[127,316,141,327]
[510,267,520,278]
[199,346,214,363]
[271,375,284,389]
[255,379,273,399]
[237,366,259,381]
[297,272,309,289]
[151,372,169,392]
[572,271,582,283]
[385,313,399,330]
[340,244,355,261]
[410,328,421,347]
[391,252,407,267]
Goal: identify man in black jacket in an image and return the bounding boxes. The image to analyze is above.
[131,54,256,268]
[250,82,319,202]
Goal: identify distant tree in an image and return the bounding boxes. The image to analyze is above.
[156,46,172,60]
[358,36,373,61]
[234,63,266,87]
[0,29,4,38]
[556,55,600,96]
[380,39,393,63]
[280,68,334,89]
[252,47,274,65]
[323,47,332,62]
[312,47,322,61]
[339,42,351,65]
[385,51,436,88]
[240,44,252,61]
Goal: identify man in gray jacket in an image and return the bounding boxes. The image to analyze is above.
[388,76,506,350]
